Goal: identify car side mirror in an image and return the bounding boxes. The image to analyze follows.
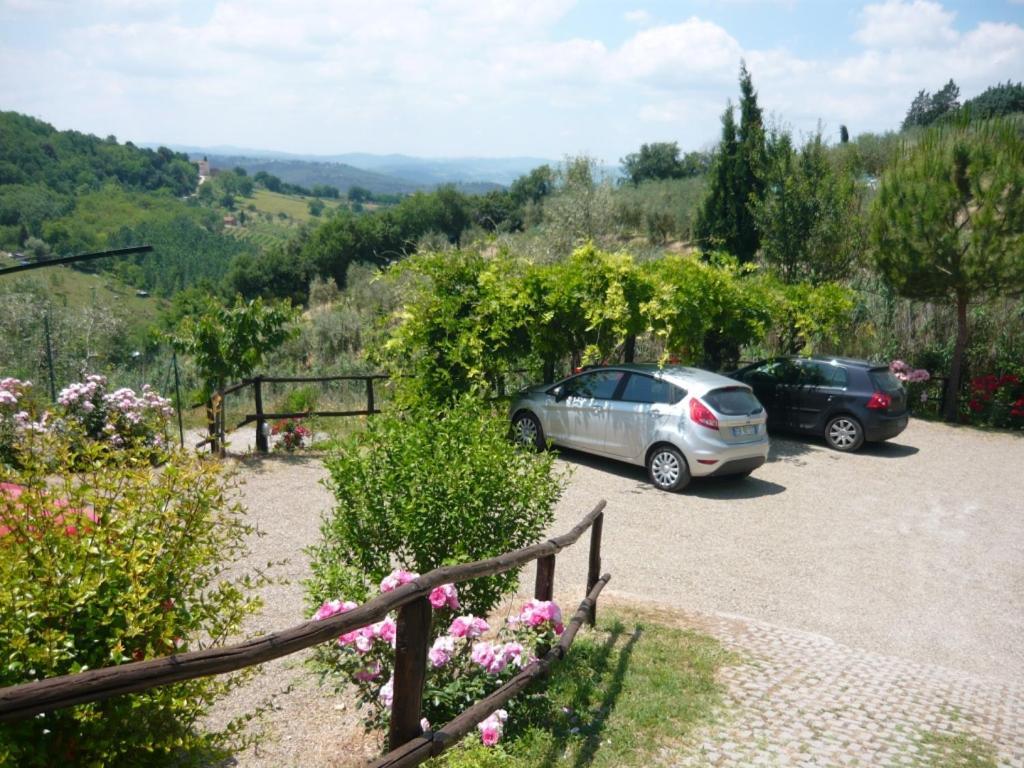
[551,385,567,402]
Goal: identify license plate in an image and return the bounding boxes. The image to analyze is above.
[732,425,758,437]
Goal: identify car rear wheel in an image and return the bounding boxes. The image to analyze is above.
[646,445,690,492]
[825,415,864,452]
[511,411,545,451]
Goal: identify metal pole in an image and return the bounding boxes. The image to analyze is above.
[43,313,57,401]
[172,352,185,450]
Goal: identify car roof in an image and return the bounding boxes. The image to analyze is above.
[577,363,747,394]
[769,355,886,370]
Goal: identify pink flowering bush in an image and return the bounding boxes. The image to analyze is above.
[58,375,172,452]
[311,568,564,745]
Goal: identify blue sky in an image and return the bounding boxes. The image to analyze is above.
[1,0,1021,161]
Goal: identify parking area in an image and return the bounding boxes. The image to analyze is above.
[547,418,1024,682]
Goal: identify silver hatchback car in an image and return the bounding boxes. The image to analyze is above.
[510,364,770,492]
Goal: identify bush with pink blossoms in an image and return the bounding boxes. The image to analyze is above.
[0,377,38,468]
[58,375,173,453]
[311,568,563,745]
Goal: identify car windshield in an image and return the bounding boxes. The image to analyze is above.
[703,387,763,415]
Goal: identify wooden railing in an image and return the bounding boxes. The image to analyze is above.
[195,370,535,455]
[0,500,609,768]
[195,373,387,455]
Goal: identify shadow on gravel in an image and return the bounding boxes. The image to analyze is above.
[685,475,786,500]
[233,452,326,475]
[768,434,919,461]
[553,448,786,499]
[857,441,919,458]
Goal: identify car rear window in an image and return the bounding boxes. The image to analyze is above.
[619,374,684,404]
[869,369,902,392]
[702,387,763,415]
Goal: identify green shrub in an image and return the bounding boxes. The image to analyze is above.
[307,398,565,617]
[0,431,263,766]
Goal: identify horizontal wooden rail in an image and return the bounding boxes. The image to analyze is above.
[0,500,606,722]
[260,374,388,384]
[371,573,612,768]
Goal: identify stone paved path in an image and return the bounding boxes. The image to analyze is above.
[664,607,1024,767]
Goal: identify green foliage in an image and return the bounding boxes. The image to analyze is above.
[0,432,262,767]
[307,398,564,616]
[380,244,855,394]
[962,81,1024,121]
[613,177,706,243]
[620,142,707,185]
[0,111,197,197]
[541,156,616,253]
[752,130,863,283]
[509,165,556,208]
[380,249,534,404]
[870,117,1024,418]
[169,295,299,398]
[642,254,771,364]
[902,79,961,131]
[695,63,766,263]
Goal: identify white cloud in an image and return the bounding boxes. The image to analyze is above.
[1,0,1022,157]
[855,0,957,48]
[614,18,743,88]
[624,9,651,25]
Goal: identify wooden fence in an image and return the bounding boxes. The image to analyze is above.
[0,500,609,767]
[196,370,533,456]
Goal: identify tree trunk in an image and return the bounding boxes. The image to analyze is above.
[623,335,636,363]
[943,292,969,422]
[543,359,555,385]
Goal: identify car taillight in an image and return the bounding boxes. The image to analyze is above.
[689,398,719,430]
[866,391,892,410]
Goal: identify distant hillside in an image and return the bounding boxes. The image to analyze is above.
[158,144,547,190]
[328,154,551,186]
[203,155,425,196]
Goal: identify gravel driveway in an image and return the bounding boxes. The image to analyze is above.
[546,418,1024,682]
[207,418,1023,765]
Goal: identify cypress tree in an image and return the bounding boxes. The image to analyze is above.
[694,62,766,264]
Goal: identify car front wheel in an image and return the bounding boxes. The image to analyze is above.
[511,411,545,451]
[646,445,691,492]
[825,415,864,452]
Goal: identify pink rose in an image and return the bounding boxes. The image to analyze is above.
[312,598,358,622]
[449,615,490,639]
[380,569,418,593]
[429,583,460,611]
[477,709,508,746]
[428,635,455,668]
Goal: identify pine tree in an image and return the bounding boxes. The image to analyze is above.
[871,117,1024,420]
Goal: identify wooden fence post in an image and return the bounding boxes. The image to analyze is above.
[205,395,219,457]
[586,511,604,626]
[534,555,555,602]
[217,394,226,459]
[388,596,431,751]
[366,376,376,415]
[253,377,268,454]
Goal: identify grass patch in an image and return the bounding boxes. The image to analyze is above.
[914,730,999,768]
[430,612,735,768]
[244,189,345,222]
